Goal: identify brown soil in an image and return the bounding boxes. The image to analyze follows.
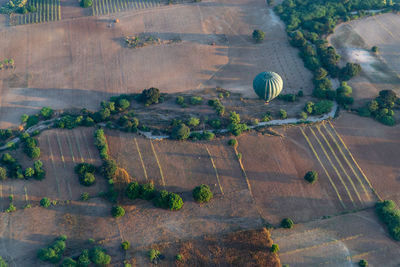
[140,228,281,267]
[333,113,400,206]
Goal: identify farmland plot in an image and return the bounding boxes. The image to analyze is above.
[334,113,400,206]
[273,210,400,267]
[10,0,61,26]
[92,0,161,16]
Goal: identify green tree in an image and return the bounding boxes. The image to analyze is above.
[281,218,294,229]
[0,256,8,267]
[89,247,111,266]
[77,249,91,267]
[80,172,95,186]
[279,109,287,119]
[171,123,190,140]
[25,167,35,178]
[270,244,280,253]
[141,87,160,105]
[125,182,140,200]
[359,259,368,267]
[0,167,6,180]
[148,249,161,262]
[80,192,90,201]
[176,96,185,105]
[80,0,92,7]
[304,171,318,184]
[252,29,265,43]
[61,257,77,267]
[121,241,130,251]
[117,99,130,111]
[139,182,156,200]
[188,117,200,127]
[229,111,241,124]
[111,206,125,218]
[371,46,379,53]
[40,197,51,208]
[193,184,213,203]
[101,160,117,180]
[21,114,29,123]
[40,107,54,119]
[312,100,333,115]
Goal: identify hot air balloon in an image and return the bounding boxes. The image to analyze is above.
[253,71,283,103]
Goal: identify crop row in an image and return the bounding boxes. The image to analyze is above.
[10,0,60,26]
[92,0,160,16]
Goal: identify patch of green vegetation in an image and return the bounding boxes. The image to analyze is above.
[193,184,213,203]
[281,218,294,229]
[376,200,400,240]
[304,171,318,184]
[358,90,398,126]
[37,236,67,264]
[252,29,265,43]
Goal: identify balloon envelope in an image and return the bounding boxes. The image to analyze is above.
[253,72,283,102]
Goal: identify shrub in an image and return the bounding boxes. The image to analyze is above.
[190,96,203,105]
[304,101,314,114]
[102,159,117,180]
[202,131,215,141]
[111,206,125,218]
[140,182,156,200]
[175,254,183,262]
[21,114,29,123]
[24,167,35,178]
[80,0,92,7]
[0,167,6,180]
[148,249,161,262]
[188,117,200,127]
[281,218,294,229]
[277,94,296,102]
[77,249,91,267]
[117,98,130,111]
[252,29,265,43]
[193,184,213,203]
[376,200,400,240]
[121,241,130,250]
[262,113,272,122]
[37,236,67,264]
[40,197,51,208]
[176,96,185,105]
[171,123,190,140]
[75,163,95,177]
[270,244,280,253]
[304,171,318,184]
[89,247,111,266]
[379,115,395,126]
[5,204,16,213]
[80,173,95,186]
[279,109,287,119]
[61,257,77,267]
[141,87,160,105]
[208,119,221,129]
[153,190,183,211]
[299,112,308,120]
[0,256,7,267]
[125,182,140,200]
[312,100,333,115]
[228,139,237,147]
[26,115,39,128]
[359,259,368,267]
[371,46,379,53]
[80,192,90,201]
[40,107,54,119]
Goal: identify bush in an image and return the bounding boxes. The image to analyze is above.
[228,139,237,147]
[40,107,54,119]
[80,0,92,7]
[125,182,140,200]
[61,257,77,267]
[148,249,161,262]
[121,241,130,250]
[117,98,130,111]
[299,112,308,120]
[37,236,67,264]
[371,46,379,53]
[176,96,185,105]
[140,182,156,200]
[312,100,333,115]
[80,172,96,186]
[171,123,190,140]
[279,109,287,119]
[188,117,200,127]
[0,256,7,267]
[175,254,183,262]
[111,205,125,218]
[270,244,280,253]
[5,204,16,213]
[277,94,296,102]
[190,96,203,105]
[77,249,91,267]
[75,163,95,177]
[153,190,183,211]
[0,167,6,180]
[193,184,213,203]
[141,87,160,105]
[252,29,265,43]
[101,159,117,180]
[376,200,400,240]
[40,197,51,208]
[208,119,221,129]
[281,218,294,229]
[26,115,39,128]
[304,171,318,184]
[80,192,90,201]
[89,246,111,266]
[21,114,29,124]
[359,259,368,267]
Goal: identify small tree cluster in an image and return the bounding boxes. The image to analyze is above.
[376,200,400,240]
[171,123,190,140]
[117,114,139,132]
[141,87,161,105]
[303,100,333,116]
[0,58,14,70]
[228,112,248,136]
[21,133,40,159]
[190,96,203,105]
[40,107,54,120]
[94,129,109,160]
[80,0,92,8]
[75,163,96,186]
[277,94,297,102]
[208,99,225,116]
[189,131,215,141]
[281,218,294,229]
[89,246,112,266]
[153,190,184,211]
[358,90,398,126]
[111,205,125,218]
[148,249,161,263]
[192,184,213,203]
[37,236,67,264]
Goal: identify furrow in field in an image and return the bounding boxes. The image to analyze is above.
[300,128,346,208]
[134,137,148,181]
[233,141,253,198]
[150,140,166,189]
[46,134,61,197]
[308,127,356,207]
[322,123,371,201]
[204,145,224,195]
[66,133,76,163]
[73,130,85,163]
[315,125,363,204]
[327,121,380,201]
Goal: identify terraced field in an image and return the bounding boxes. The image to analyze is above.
[9,0,61,26]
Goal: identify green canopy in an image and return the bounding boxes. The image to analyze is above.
[253,72,283,102]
